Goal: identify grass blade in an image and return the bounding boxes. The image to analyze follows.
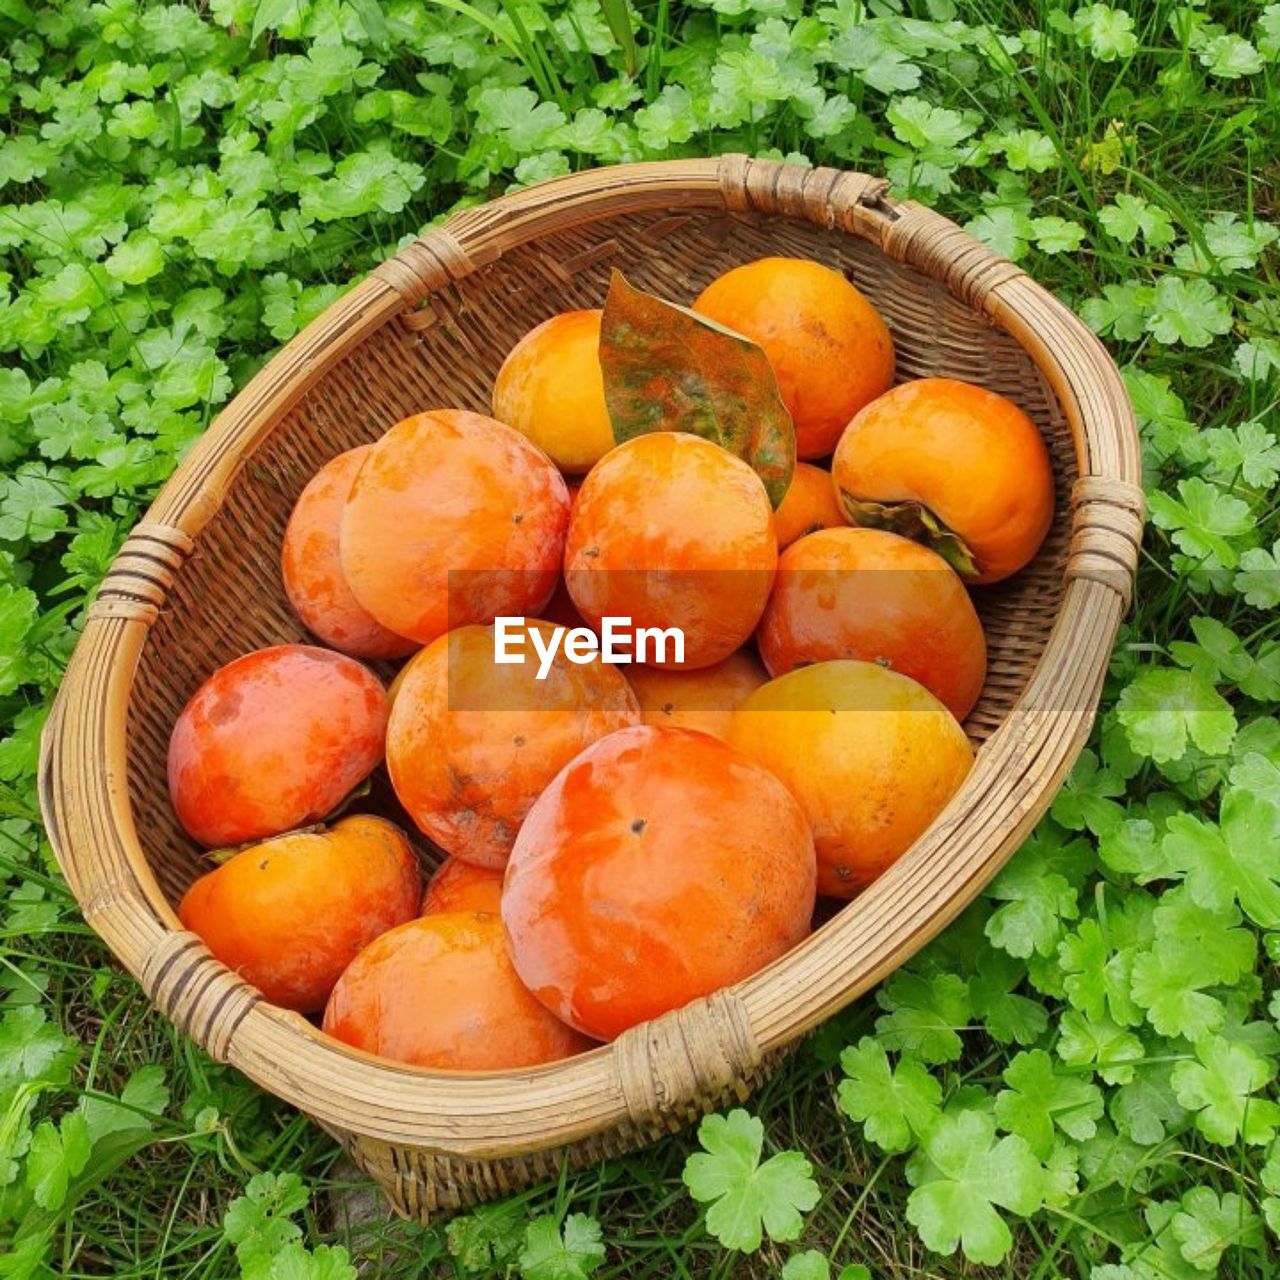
[597,0,637,75]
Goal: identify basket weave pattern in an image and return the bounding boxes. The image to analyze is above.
[39,156,1143,1218]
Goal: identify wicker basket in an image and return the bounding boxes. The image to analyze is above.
[39,156,1144,1220]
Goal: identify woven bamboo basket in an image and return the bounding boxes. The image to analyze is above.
[39,155,1144,1220]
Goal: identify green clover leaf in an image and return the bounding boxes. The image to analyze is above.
[904,1108,1045,1265]
[1111,1062,1191,1146]
[1117,667,1237,764]
[0,1006,79,1089]
[969,947,1050,1045]
[1261,1138,1280,1234]
[518,1214,606,1280]
[1052,748,1127,837]
[1058,917,1144,1027]
[1081,282,1154,340]
[1056,1009,1144,1085]
[682,1110,819,1252]
[1170,1037,1280,1146]
[1073,4,1138,61]
[983,832,1085,959]
[1235,542,1280,608]
[873,971,972,1064]
[886,96,976,150]
[1170,1187,1263,1271]
[26,1111,92,1210]
[837,1037,943,1152]
[1100,194,1176,248]
[1198,34,1264,79]
[1163,789,1280,927]
[223,1171,308,1255]
[1129,890,1254,1040]
[445,1200,526,1271]
[1145,277,1234,347]
[994,1049,1105,1157]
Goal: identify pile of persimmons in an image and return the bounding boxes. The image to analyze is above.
[169,256,1054,1070]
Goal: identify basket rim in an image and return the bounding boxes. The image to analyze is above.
[39,155,1144,1160]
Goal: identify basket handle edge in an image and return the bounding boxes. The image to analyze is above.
[373,155,914,310]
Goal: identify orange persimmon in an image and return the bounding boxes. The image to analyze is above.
[831,378,1054,584]
[503,725,816,1040]
[492,310,615,474]
[756,527,987,722]
[564,433,777,669]
[692,257,894,460]
[167,645,388,848]
[323,913,592,1068]
[178,815,420,1012]
[626,650,767,740]
[340,409,570,645]
[281,447,417,660]
[387,621,639,868]
[728,661,973,898]
[420,858,504,917]
[774,461,847,549]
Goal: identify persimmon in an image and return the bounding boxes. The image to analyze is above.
[626,650,767,740]
[831,377,1054,584]
[420,858,504,917]
[564,433,777,669]
[387,621,639,868]
[503,725,816,1040]
[692,257,894,459]
[323,913,592,1069]
[757,527,987,722]
[178,815,419,1012]
[492,310,615,474]
[728,661,973,898]
[340,409,570,645]
[168,645,388,848]
[774,461,847,549]
[281,447,417,660]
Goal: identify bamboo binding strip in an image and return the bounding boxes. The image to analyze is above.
[40,156,1143,1219]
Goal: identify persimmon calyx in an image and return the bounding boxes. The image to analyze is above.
[202,843,247,867]
[838,494,980,579]
[201,823,330,865]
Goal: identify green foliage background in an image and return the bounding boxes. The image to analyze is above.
[2,1,1280,1276]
